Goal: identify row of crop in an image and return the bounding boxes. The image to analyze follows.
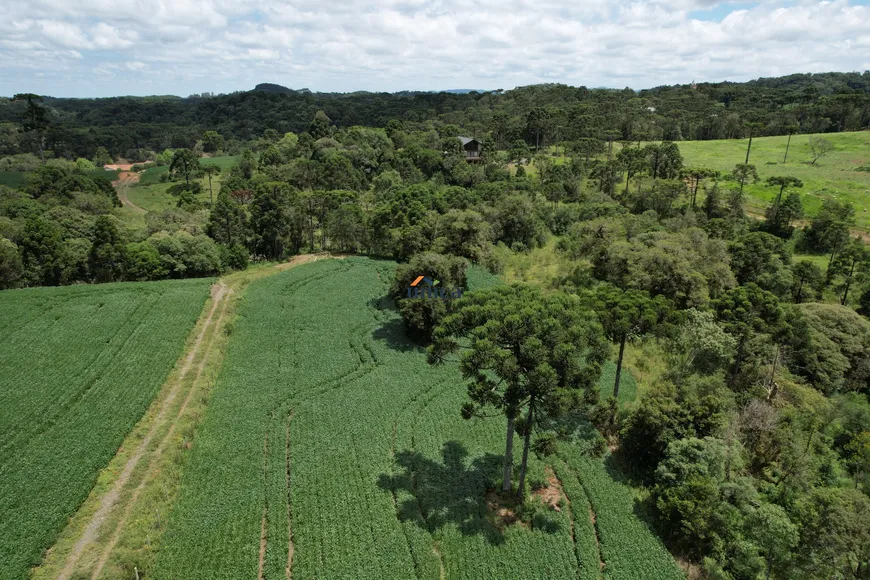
[155,257,593,579]
[557,446,684,580]
[552,458,602,580]
[0,279,210,580]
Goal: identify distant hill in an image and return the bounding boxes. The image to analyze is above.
[253,83,297,94]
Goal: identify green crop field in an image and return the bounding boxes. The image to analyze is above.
[146,257,679,580]
[675,131,870,228]
[0,279,210,580]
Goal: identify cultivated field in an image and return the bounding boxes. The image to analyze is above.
[0,279,210,580]
[139,257,680,579]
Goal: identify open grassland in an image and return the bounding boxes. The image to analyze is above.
[0,279,210,580]
[676,131,870,228]
[146,257,678,579]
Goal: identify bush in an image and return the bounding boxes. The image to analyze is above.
[219,243,249,271]
[390,252,468,343]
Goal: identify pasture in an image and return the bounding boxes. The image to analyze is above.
[676,131,870,228]
[0,279,210,580]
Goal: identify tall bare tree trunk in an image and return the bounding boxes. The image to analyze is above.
[502,413,515,492]
[783,132,792,163]
[745,129,754,165]
[614,336,627,400]
[516,401,535,500]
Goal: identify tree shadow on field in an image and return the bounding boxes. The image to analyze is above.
[379,441,563,545]
[368,295,421,353]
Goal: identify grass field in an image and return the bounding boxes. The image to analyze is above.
[126,156,237,214]
[144,257,678,579]
[0,168,121,189]
[137,156,239,186]
[0,279,210,580]
[675,131,870,228]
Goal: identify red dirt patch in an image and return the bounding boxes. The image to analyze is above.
[485,490,520,529]
[533,468,567,511]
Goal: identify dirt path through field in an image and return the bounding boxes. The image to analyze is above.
[44,255,328,580]
[57,282,229,580]
[112,171,146,214]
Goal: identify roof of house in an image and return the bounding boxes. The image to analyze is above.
[458,136,479,145]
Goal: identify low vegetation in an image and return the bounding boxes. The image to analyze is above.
[0,279,209,580]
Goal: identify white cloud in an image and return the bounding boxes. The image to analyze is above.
[0,0,867,97]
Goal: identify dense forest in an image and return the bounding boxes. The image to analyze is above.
[1,71,869,161]
[1,71,870,579]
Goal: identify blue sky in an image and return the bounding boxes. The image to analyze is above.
[0,0,868,98]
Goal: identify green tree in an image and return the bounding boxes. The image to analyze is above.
[13,93,49,163]
[249,182,295,259]
[238,149,258,180]
[169,149,201,187]
[829,238,870,305]
[589,284,667,403]
[19,217,63,286]
[713,283,784,387]
[743,121,765,164]
[309,111,333,140]
[0,237,23,289]
[88,216,126,282]
[617,145,646,196]
[207,192,248,247]
[390,252,467,344]
[92,146,112,167]
[805,198,856,264]
[202,131,225,154]
[681,167,719,209]
[202,164,221,205]
[764,176,803,236]
[782,123,799,163]
[793,488,870,579]
[124,241,166,281]
[746,503,799,580]
[429,284,607,498]
[791,260,824,303]
[808,136,834,165]
[508,139,531,165]
[730,163,759,195]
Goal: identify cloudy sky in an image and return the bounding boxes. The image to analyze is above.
[1,0,868,98]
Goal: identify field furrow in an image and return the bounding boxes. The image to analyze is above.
[0,279,210,580]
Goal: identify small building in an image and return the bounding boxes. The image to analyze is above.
[458,136,483,162]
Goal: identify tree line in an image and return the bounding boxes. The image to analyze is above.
[2,71,869,161]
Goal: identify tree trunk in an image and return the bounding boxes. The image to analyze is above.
[745,130,753,165]
[796,278,804,302]
[614,335,626,400]
[208,175,214,205]
[516,401,535,500]
[768,344,780,397]
[502,413,515,492]
[783,132,792,163]
[842,259,856,305]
